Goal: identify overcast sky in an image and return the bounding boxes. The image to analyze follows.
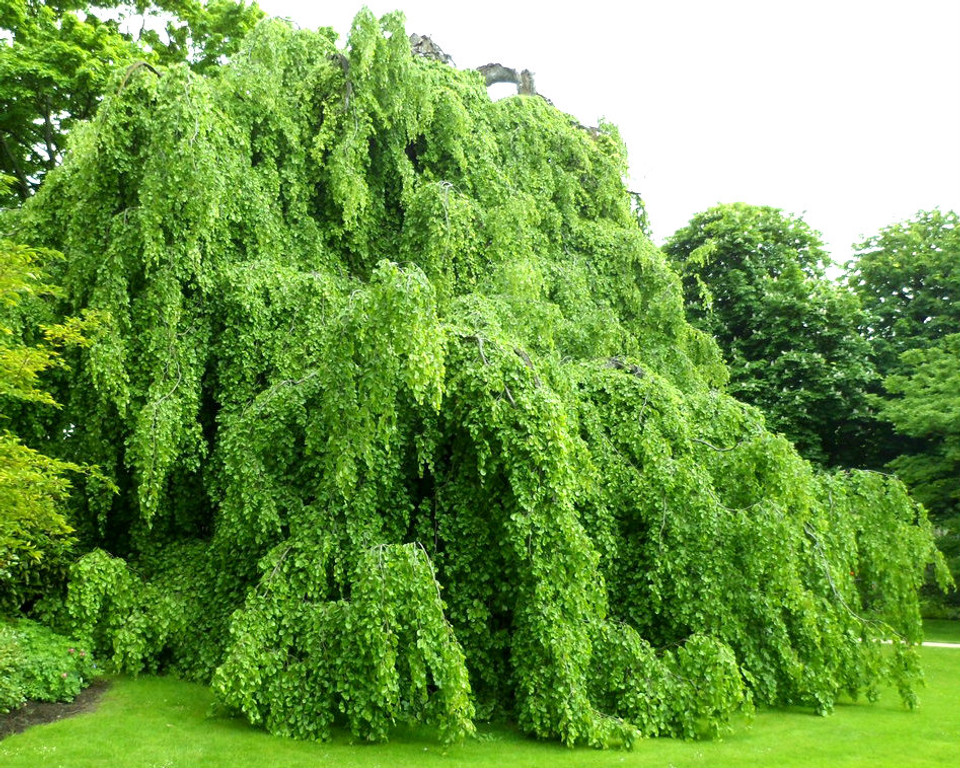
[255,0,960,262]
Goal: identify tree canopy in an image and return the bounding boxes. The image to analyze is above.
[0,0,263,205]
[664,203,878,467]
[880,335,960,518]
[846,209,960,600]
[848,209,960,375]
[2,10,948,747]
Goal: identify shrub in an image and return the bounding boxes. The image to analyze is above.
[0,618,96,712]
[0,627,22,712]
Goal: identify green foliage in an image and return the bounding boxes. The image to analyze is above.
[45,544,217,678]
[127,1,265,74]
[0,0,133,203]
[0,0,263,205]
[588,623,748,743]
[0,224,109,613]
[667,634,747,739]
[880,336,960,520]
[214,540,474,743]
[0,617,95,712]
[848,209,960,374]
[5,9,945,747]
[0,237,62,405]
[0,435,77,613]
[847,210,960,601]
[879,335,960,588]
[57,549,140,666]
[664,203,878,467]
[0,620,21,711]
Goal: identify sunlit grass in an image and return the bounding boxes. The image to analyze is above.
[1,647,957,768]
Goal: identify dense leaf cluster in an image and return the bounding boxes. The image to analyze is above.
[664,204,877,467]
[0,0,263,205]
[849,210,960,373]
[848,210,960,602]
[6,10,946,746]
[0,228,107,614]
[878,335,960,594]
[0,618,95,712]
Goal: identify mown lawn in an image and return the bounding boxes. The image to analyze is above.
[1,645,957,768]
[923,618,960,644]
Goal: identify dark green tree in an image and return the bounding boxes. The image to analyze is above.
[664,203,878,467]
[127,1,266,74]
[848,209,960,374]
[0,0,263,206]
[878,335,960,607]
[880,334,960,528]
[847,210,960,603]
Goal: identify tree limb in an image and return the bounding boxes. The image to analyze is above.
[116,61,161,95]
[514,347,542,387]
[0,132,31,200]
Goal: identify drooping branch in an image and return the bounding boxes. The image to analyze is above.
[514,347,542,388]
[690,428,761,453]
[802,520,881,635]
[691,437,744,453]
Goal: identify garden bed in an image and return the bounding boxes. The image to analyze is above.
[0,678,111,741]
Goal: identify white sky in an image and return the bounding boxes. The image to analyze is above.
[255,0,960,262]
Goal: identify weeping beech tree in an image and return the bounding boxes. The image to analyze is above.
[9,9,948,747]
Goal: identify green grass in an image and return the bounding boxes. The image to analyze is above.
[1,647,958,768]
[924,618,960,644]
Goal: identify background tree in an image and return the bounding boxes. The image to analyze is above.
[878,335,960,578]
[664,203,878,467]
[0,0,263,206]
[126,1,265,73]
[846,209,960,466]
[848,209,960,374]
[848,210,960,607]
